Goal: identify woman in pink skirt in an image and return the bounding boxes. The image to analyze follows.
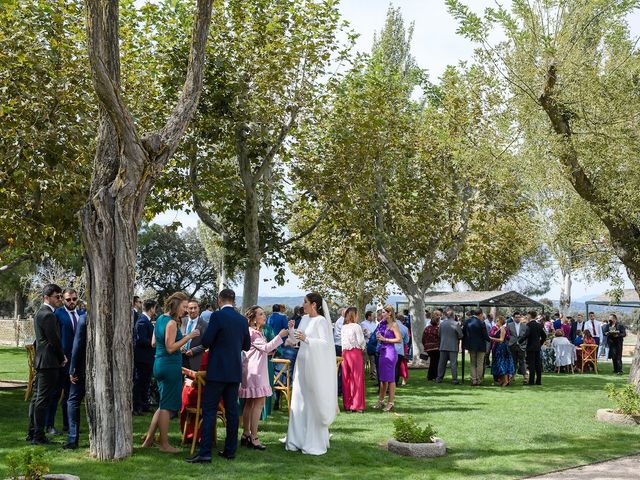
[240,306,288,450]
[341,307,366,412]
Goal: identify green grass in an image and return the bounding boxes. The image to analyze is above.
[0,346,638,479]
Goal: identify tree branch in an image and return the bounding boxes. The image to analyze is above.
[278,204,330,249]
[156,0,215,162]
[188,157,228,241]
[0,253,31,273]
[254,106,299,183]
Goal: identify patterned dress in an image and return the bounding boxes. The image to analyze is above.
[490,327,515,380]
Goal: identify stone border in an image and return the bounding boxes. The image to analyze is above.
[596,408,640,426]
[387,437,447,458]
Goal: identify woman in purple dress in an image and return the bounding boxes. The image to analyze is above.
[372,305,401,412]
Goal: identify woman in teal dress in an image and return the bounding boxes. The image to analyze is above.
[142,292,200,453]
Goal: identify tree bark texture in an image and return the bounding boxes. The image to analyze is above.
[81,0,213,460]
[242,183,261,308]
[540,63,640,391]
[558,263,572,316]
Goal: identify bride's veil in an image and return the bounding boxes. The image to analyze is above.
[322,298,332,324]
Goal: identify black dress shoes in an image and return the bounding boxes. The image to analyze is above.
[218,451,235,460]
[63,442,78,450]
[185,454,212,464]
[32,437,52,445]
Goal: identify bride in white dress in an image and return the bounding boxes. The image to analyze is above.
[285,292,337,455]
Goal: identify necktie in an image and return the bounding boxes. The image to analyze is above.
[186,319,195,350]
[70,311,77,333]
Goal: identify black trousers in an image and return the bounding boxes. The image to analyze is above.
[395,354,405,384]
[526,351,542,385]
[133,361,153,411]
[28,368,60,440]
[510,345,527,376]
[609,339,624,373]
[198,381,240,457]
[427,351,440,380]
[46,368,70,429]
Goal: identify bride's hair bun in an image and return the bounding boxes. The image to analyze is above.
[305,292,323,314]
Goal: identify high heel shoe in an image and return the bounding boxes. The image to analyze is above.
[372,399,386,410]
[240,434,251,447]
[249,438,266,450]
[383,402,394,412]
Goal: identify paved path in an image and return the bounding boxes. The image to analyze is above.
[526,454,640,479]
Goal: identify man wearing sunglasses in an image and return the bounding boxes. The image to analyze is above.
[47,288,85,436]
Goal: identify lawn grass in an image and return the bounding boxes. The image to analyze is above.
[0,346,638,479]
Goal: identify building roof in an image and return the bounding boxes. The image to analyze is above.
[586,289,640,306]
[422,290,544,309]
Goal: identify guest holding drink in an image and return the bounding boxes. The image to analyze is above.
[142,292,200,452]
[372,305,401,412]
[341,307,366,412]
[239,306,288,450]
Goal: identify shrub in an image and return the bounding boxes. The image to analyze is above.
[6,446,50,480]
[605,383,640,416]
[393,415,437,443]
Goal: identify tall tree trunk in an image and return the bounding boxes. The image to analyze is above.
[406,292,426,365]
[13,290,24,318]
[242,183,261,308]
[558,262,572,316]
[627,275,640,392]
[355,276,367,321]
[82,0,214,460]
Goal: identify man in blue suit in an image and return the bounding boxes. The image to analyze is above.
[462,309,491,386]
[63,312,87,449]
[133,299,157,415]
[186,289,250,463]
[49,288,83,435]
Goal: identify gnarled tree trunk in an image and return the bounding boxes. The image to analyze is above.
[81,0,214,460]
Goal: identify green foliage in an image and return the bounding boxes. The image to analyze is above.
[393,415,437,444]
[605,383,640,415]
[0,0,94,270]
[137,224,217,304]
[6,447,50,480]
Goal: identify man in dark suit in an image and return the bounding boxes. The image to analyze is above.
[48,288,82,435]
[181,300,209,371]
[462,309,491,386]
[507,311,528,383]
[186,289,250,463]
[27,284,66,444]
[64,312,87,449]
[603,313,626,375]
[133,299,157,415]
[522,311,546,385]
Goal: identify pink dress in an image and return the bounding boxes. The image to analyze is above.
[239,327,283,398]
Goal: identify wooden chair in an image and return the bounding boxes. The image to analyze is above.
[272,359,291,413]
[24,344,36,401]
[180,370,226,455]
[580,343,598,374]
[336,356,343,375]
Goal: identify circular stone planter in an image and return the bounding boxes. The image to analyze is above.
[387,437,446,458]
[596,409,640,426]
[11,475,79,480]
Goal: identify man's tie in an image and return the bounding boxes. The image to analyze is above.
[70,310,77,334]
[186,319,195,350]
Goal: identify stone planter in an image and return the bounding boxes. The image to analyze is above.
[11,475,79,480]
[387,437,446,458]
[596,408,640,426]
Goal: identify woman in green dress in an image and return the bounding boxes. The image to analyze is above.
[142,292,200,453]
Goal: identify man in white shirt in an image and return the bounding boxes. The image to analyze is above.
[583,311,603,350]
[360,310,378,379]
[181,300,209,370]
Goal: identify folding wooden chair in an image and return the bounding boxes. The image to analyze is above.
[336,356,343,375]
[181,370,227,455]
[580,343,598,374]
[24,344,36,401]
[272,359,291,413]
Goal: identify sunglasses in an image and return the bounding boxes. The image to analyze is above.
[65,297,78,302]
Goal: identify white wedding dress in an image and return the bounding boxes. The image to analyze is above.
[285,314,337,455]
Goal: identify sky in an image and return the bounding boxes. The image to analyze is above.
[154,0,637,300]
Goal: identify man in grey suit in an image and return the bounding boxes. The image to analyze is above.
[27,284,66,444]
[182,300,209,371]
[436,306,463,384]
[507,311,528,383]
